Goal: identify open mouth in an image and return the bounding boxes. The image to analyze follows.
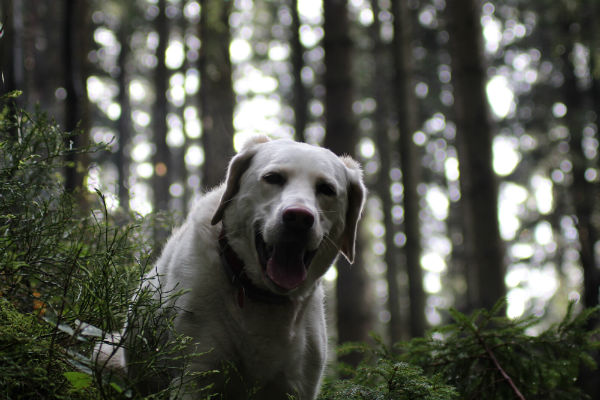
[255,227,317,291]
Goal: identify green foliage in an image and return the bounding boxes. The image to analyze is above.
[408,302,598,399]
[323,300,598,400]
[402,300,599,400]
[0,298,98,399]
[319,338,457,400]
[0,94,204,399]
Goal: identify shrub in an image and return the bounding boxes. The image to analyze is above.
[0,93,202,399]
[402,301,599,399]
[319,337,457,399]
[0,298,98,399]
[320,301,598,400]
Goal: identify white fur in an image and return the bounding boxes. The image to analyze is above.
[96,138,366,399]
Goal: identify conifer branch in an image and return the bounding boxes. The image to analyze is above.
[474,328,526,400]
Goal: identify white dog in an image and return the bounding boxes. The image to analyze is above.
[97,137,366,399]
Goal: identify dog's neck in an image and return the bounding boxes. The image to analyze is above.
[218,228,291,308]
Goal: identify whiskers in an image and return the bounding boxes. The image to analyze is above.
[321,234,341,253]
[317,209,338,216]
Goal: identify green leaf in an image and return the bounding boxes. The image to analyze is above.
[63,371,92,390]
[4,90,23,98]
[110,381,124,393]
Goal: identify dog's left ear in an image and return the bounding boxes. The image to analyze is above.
[211,136,269,225]
[339,156,367,263]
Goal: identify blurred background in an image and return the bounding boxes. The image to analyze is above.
[1,0,598,351]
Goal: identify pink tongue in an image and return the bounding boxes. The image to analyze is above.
[266,243,307,290]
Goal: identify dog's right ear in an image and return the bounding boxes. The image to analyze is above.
[338,156,367,264]
[210,136,269,225]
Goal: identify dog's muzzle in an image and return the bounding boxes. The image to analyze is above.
[255,207,318,291]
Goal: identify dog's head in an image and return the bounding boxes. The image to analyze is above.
[211,137,366,295]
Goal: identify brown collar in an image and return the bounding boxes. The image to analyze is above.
[218,229,290,308]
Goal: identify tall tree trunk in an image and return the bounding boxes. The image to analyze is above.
[1,0,20,140]
[173,2,189,213]
[152,0,171,214]
[561,22,599,313]
[323,0,373,367]
[445,0,505,311]
[116,21,131,212]
[1,0,17,96]
[199,0,235,188]
[564,9,600,399]
[391,0,426,337]
[290,0,307,142]
[1,0,27,103]
[369,0,403,344]
[581,0,600,172]
[63,0,90,195]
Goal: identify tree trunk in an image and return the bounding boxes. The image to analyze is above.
[173,2,189,213]
[290,0,307,142]
[391,0,426,337]
[152,0,171,213]
[1,0,17,96]
[116,21,131,212]
[581,0,600,172]
[445,0,505,311]
[323,0,373,367]
[199,0,235,189]
[561,22,599,313]
[1,0,20,140]
[63,0,90,195]
[563,9,600,399]
[369,0,404,344]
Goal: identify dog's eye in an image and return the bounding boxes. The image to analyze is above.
[316,182,336,197]
[262,172,286,186]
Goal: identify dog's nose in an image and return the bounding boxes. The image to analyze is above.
[282,207,315,230]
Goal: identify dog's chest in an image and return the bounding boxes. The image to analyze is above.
[226,298,323,380]
[242,329,304,377]
[233,307,305,363]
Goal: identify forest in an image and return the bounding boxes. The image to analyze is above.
[1,0,599,398]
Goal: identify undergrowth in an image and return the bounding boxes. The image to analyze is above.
[0,92,202,399]
[319,301,598,400]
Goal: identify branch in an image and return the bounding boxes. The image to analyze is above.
[474,329,526,400]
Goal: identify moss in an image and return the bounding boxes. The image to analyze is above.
[0,299,99,399]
